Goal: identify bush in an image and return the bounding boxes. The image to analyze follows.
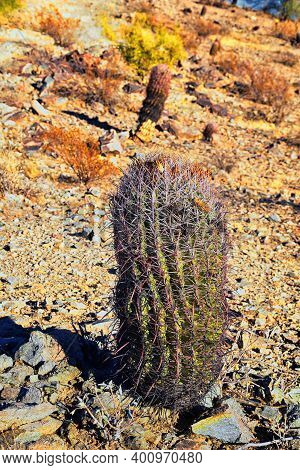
[117,12,186,74]
[0,0,22,14]
[217,53,292,123]
[37,5,80,47]
[111,154,229,410]
[280,0,300,20]
[44,127,119,184]
[274,19,300,39]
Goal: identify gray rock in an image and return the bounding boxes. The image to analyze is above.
[269,213,281,223]
[192,398,254,444]
[199,384,222,408]
[0,403,57,432]
[0,354,13,372]
[15,331,65,367]
[21,387,43,405]
[38,361,56,376]
[260,406,281,421]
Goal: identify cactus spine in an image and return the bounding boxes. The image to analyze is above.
[111,154,229,411]
[137,64,171,129]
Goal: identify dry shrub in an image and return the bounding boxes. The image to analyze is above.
[43,127,119,184]
[194,17,221,37]
[217,51,240,75]
[217,52,292,122]
[242,62,292,122]
[274,20,300,39]
[37,5,80,47]
[54,48,125,107]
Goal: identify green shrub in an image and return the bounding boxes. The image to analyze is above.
[101,12,186,75]
[0,0,22,14]
[280,0,300,19]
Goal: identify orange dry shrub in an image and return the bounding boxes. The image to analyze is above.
[217,52,292,122]
[44,127,119,184]
[274,20,300,39]
[194,17,221,37]
[37,5,80,47]
[242,62,292,122]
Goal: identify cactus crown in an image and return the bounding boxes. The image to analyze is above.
[111,154,229,410]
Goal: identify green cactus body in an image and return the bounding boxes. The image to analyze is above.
[111,154,228,410]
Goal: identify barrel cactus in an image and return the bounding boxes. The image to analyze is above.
[137,64,171,129]
[111,153,229,411]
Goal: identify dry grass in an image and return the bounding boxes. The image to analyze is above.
[37,5,80,47]
[43,127,119,184]
[274,20,300,40]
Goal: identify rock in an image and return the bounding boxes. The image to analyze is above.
[49,365,81,386]
[260,406,281,421]
[27,434,67,450]
[288,405,300,429]
[0,354,13,372]
[192,398,254,444]
[21,386,43,405]
[15,416,62,445]
[199,384,222,408]
[99,130,123,154]
[23,161,41,179]
[269,213,281,223]
[15,331,66,367]
[31,100,51,117]
[286,388,300,404]
[38,361,56,376]
[0,365,34,385]
[1,385,20,401]
[84,318,114,335]
[0,403,57,432]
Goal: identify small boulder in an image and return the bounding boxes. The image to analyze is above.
[0,354,13,372]
[192,398,254,444]
[15,331,66,367]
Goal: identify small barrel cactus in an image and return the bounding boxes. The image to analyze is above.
[137,64,171,129]
[111,153,229,411]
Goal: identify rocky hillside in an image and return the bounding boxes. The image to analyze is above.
[0,0,299,450]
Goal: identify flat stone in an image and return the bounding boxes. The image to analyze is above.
[16,416,62,445]
[99,130,123,154]
[192,398,254,444]
[31,100,51,117]
[0,403,57,432]
[0,354,13,372]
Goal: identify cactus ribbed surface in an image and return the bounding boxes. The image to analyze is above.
[137,64,171,129]
[111,154,229,410]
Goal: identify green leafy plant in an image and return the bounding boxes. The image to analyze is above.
[0,0,22,14]
[111,154,229,411]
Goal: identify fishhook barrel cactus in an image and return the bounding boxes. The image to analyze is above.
[137,64,171,129]
[111,153,229,410]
